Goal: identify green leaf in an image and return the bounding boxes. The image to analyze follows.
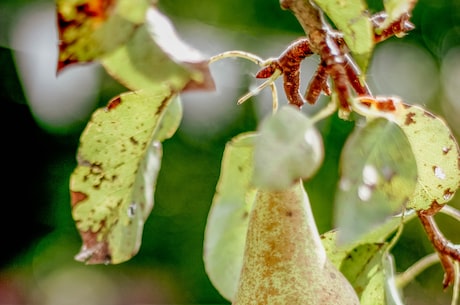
[253,105,324,190]
[101,7,215,93]
[203,132,257,301]
[321,210,415,269]
[312,0,374,70]
[391,103,460,210]
[341,243,387,305]
[153,95,183,141]
[70,87,182,264]
[321,230,391,305]
[56,0,150,70]
[334,118,417,245]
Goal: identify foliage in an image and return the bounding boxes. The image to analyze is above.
[56,0,460,304]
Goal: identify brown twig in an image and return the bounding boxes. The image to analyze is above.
[256,38,313,108]
[418,202,460,289]
[372,12,415,43]
[255,0,414,113]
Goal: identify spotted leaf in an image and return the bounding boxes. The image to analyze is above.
[56,0,150,71]
[70,87,182,264]
[391,100,460,211]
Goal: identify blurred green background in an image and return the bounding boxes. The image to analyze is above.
[0,0,460,304]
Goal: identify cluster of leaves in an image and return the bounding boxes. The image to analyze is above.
[57,0,214,264]
[56,0,460,304]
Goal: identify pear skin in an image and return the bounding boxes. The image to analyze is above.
[232,180,360,305]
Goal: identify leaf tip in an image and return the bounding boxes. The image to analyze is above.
[75,231,112,265]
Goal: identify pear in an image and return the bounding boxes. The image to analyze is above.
[232,180,360,305]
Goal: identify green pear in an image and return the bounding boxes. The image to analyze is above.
[232,180,360,305]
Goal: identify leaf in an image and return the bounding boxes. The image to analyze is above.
[321,230,390,305]
[203,132,257,301]
[57,3,215,93]
[253,105,324,190]
[70,87,182,264]
[391,102,460,211]
[334,118,418,245]
[341,243,387,305]
[153,95,183,141]
[101,7,215,93]
[321,210,415,269]
[312,0,374,70]
[379,0,417,31]
[56,0,150,71]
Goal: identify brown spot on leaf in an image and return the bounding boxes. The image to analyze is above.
[375,98,396,112]
[405,112,416,125]
[155,97,170,115]
[76,0,114,20]
[76,230,112,264]
[106,96,122,110]
[443,189,454,201]
[90,162,103,174]
[129,136,139,145]
[71,191,88,207]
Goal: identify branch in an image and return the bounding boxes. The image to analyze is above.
[418,202,460,289]
[272,0,414,114]
[280,0,327,40]
[262,0,369,112]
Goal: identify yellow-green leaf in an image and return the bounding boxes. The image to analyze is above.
[341,243,387,305]
[70,87,181,264]
[391,102,460,210]
[321,230,395,305]
[101,7,215,93]
[203,132,257,301]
